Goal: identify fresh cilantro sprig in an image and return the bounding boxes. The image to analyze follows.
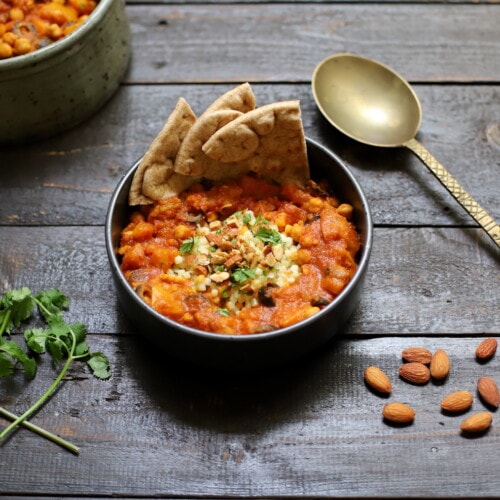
[0,287,111,454]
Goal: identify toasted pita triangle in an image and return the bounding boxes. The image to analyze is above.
[129,98,197,205]
[174,83,256,177]
[204,82,256,115]
[202,100,310,186]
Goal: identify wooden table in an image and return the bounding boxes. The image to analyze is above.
[1,0,499,497]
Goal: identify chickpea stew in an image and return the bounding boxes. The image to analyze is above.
[119,175,361,335]
[0,0,98,59]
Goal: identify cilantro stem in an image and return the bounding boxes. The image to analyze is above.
[0,407,79,454]
[0,324,77,448]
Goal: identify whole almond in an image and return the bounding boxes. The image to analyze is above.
[382,402,415,424]
[460,412,493,433]
[364,366,392,394]
[441,390,473,413]
[477,376,500,408]
[475,338,497,361]
[401,347,433,364]
[399,362,430,384]
[430,349,450,380]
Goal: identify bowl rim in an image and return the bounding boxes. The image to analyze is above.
[0,0,117,71]
[105,137,373,343]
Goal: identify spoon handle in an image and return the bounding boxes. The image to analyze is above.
[404,138,500,249]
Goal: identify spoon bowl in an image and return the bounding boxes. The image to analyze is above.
[312,53,500,248]
[312,53,421,147]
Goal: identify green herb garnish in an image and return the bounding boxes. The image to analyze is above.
[254,226,282,245]
[231,267,256,283]
[180,236,197,254]
[217,308,230,317]
[0,287,111,454]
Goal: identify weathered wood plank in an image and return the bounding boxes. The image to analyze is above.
[1,336,498,497]
[131,0,500,4]
[123,4,500,83]
[0,84,498,227]
[1,226,498,335]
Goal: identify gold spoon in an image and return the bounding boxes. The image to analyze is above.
[312,53,500,249]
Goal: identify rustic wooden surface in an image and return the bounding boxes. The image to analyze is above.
[0,0,499,498]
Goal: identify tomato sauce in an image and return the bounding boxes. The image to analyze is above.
[119,175,360,335]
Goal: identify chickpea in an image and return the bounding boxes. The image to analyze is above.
[3,32,18,46]
[299,233,319,248]
[289,222,304,242]
[337,203,353,220]
[48,23,63,39]
[174,224,193,240]
[69,0,96,15]
[274,212,287,231]
[305,306,320,318]
[14,37,32,55]
[305,197,324,213]
[296,249,312,265]
[9,7,25,22]
[0,42,13,58]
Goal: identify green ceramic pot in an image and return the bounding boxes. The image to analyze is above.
[0,0,131,144]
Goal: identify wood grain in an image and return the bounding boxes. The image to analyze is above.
[123,4,500,83]
[0,85,498,226]
[1,226,498,335]
[0,1,499,497]
[1,336,498,497]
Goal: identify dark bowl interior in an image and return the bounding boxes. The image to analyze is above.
[105,138,373,370]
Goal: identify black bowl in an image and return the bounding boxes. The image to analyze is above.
[105,138,372,370]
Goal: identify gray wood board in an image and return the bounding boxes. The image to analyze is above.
[1,226,498,335]
[0,336,498,497]
[1,84,498,227]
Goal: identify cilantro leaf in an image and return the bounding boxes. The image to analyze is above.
[0,339,37,379]
[72,323,90,356]
[87,352,111,380]
[0,352,15,377]
[254,226,282,245]
[24,327,49,354]
[0,287,34,334]
[180,237,196,254]
[231,267,256,283]
[35,289,68,323]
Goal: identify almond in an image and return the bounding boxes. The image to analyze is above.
[477,376,500,408]
[475,338,497,361]
[460,412,493,433]
[401,347,433,364]
[364,366,392,394]
[430,349,450,380]
[441,390,473,413]
[382,402,415,424]
[399,362,430,384]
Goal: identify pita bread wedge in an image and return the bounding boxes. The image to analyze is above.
[173,109,243,177]
[174,83,256,177]
[129,98,197,205]
[204,82,256,115]
[202,100,310,186]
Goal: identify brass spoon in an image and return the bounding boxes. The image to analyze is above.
[312,53,500,248]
